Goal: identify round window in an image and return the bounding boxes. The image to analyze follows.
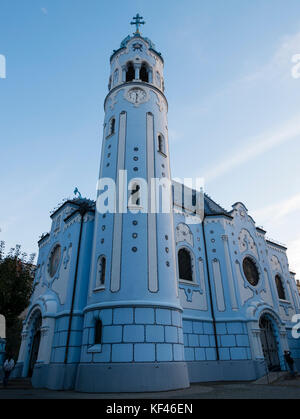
[49,245,61,278]
[243,257,260,286]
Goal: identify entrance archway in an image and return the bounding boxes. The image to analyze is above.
[28,313,42,377]
[259,314,281,371]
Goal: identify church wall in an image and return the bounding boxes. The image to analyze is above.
[174,201,300,379]
[79,306,184,364]
[174,213,210,314]
[174,212,254,371]
[203,217,239,317]
[48,212,95,367]
[16,203,95,384]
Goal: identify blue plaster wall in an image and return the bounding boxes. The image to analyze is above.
[80,307,184,364]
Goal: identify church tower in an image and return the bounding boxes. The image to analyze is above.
[76,16,189,392]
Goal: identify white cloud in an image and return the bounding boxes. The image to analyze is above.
[252,193,300,223]
[0,216,18,235]
[251,194,300,277]
[203,112,300,182]
[41,7,48,15]
[287,237,300,277]
[240,30,300,84]
[193,30,300,182]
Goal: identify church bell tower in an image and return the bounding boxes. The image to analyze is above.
[76,16,189,392]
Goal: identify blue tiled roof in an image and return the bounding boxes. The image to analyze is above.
[204,194,230,217]
[50,198,95,218]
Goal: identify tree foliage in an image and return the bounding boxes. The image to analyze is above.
[0,241,36,357]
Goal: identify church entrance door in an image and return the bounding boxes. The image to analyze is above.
[259,315,280,371]
[28,315,42,377]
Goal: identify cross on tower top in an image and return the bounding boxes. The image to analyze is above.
[131,13,145,34]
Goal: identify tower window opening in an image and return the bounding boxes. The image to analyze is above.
[275,274,286,300]
[108,118,115,136]
[113,69,119,86]
[178,248,193,282]
[94,319,102,345]
[140,64,149,83]
[158,134,166,155]
[126,62,135,82]
[97,256,106,287]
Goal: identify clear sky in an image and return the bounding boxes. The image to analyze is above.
[0,0,300,275]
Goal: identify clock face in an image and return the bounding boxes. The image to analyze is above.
[127,88,147,105]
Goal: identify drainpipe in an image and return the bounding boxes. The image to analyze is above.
[201,217,220,361]
[64,203,90,365]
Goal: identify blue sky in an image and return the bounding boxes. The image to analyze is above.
[0,0,300,274]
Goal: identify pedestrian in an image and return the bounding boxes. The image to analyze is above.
[284,350,296,378]
[3,354,15,387]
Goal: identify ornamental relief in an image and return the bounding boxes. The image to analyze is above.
[238,229,259,259]
[116,39,156,68]
[39,237,50,249]
[270,255,282,273]
[152,90,165,112]
[35,263,42,284]
[106,88,124,111]
[176,223,194,247]
[63,243,72,270]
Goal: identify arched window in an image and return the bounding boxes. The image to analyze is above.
[158,134,166,155]
[275,275,286,300]
[97,256,106,287]
[108,118,115,136]
[126,62,135,82]
[140,63,149,82]
[178,248,193,282]
[94,319,102,345]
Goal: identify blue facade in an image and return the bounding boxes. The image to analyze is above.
[15,22,300,392]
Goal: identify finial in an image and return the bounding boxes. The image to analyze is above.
[130,13,145,34]
[74,187,82,199]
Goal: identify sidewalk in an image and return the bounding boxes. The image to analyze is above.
[1,375,300,399]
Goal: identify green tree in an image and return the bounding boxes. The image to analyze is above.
[0,241,35,359]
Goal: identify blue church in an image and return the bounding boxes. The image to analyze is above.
[15,16,300,392]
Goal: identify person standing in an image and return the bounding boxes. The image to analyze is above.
[284,350,297,378]
[3,354,15,387]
